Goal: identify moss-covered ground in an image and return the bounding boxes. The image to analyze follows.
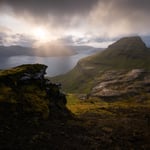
[66,94,150,149]
[0,93,150,150]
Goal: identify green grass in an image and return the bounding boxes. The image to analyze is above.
[67,94,111,115]
[66,93,150,150]
[67,94,150,116]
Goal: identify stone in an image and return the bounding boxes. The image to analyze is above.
[90,69,150,100]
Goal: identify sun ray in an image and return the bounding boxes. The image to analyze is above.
[32,27,49,42]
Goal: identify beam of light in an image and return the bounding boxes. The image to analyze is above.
[32,27,50,43]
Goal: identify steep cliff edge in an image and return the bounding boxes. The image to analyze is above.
[0,64,70,119]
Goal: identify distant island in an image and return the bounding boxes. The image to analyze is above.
[0,45,99,57]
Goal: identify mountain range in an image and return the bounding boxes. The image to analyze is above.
[51,36,150,97]
[0,45,99,58]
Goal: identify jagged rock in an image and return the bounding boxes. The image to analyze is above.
[20,75,31,81]
[90,69,150,100]
[0,64,70,119]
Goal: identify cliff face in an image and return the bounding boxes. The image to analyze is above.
[0,64,70,119]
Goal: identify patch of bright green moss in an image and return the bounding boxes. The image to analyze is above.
[0,64,47,79]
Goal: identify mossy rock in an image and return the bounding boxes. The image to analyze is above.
[0,64,47,78]
[0,64,70,120]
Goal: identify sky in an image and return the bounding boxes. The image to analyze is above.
[0,0,150,48]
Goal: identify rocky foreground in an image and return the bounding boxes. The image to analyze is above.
[0,64,71,120]
[0,64,150,149]
[0,64,73,149]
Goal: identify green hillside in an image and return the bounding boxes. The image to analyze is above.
[51,36,150,93]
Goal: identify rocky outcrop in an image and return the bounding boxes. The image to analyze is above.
[0,64,70,119]
[90,69,150,100]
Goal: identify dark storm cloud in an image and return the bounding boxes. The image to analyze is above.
[0,0,150,42]
[1,0,149,18]
[119,0,150,12]
[108,0,150,23]
[0,0,98,19]
[87,0,150,37]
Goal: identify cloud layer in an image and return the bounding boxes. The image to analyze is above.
[0,0,150,46]
[88,0,150,36]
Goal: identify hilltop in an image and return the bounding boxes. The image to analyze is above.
[51,36,150,95]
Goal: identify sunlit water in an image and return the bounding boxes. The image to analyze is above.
[0,50,99,77]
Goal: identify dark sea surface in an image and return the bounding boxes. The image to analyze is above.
[0,49,100,77]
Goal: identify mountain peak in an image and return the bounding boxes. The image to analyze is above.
[108,36,147,50]
[52,36,150,93]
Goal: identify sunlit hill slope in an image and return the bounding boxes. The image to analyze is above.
[51,36,150,94]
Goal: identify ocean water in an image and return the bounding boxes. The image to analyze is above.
[0,49,99,77]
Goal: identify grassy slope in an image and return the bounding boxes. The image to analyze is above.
[1,94,149,149]
[51,37,150,93]
[66,94,150,149]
